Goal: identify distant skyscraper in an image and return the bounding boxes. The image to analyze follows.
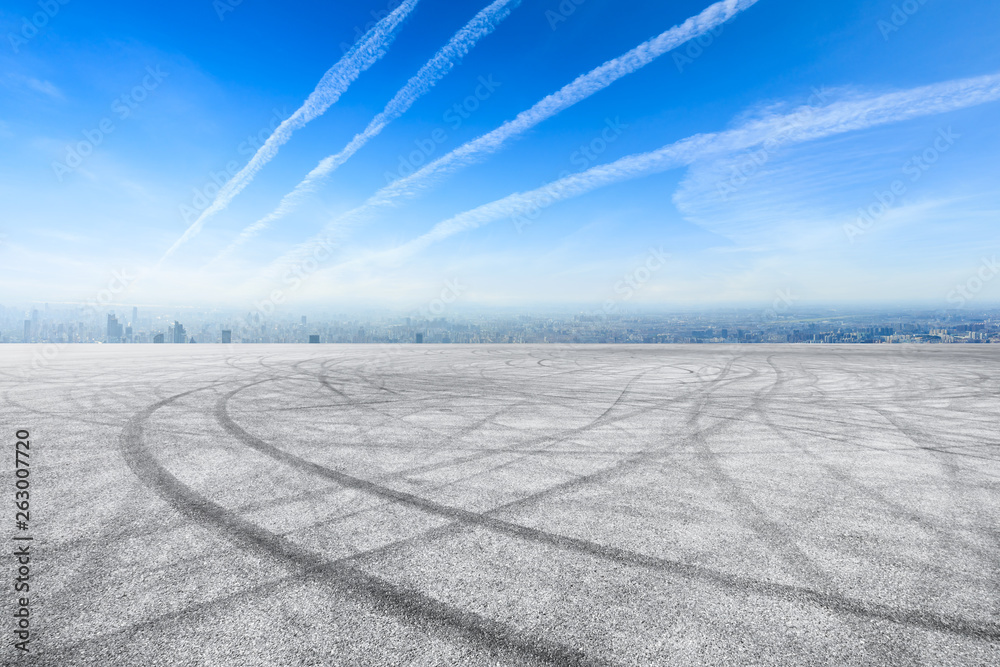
[171,321,186,344]
[221,330,232,344]
[301,316,307,326]
[23,320,30,343]
[153,333,164,344]
[309,334,319,344]
[415,332,423,344]
[132,306,138,325]
[107,313,124,342]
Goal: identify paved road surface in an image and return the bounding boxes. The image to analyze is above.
[1,345,997,665]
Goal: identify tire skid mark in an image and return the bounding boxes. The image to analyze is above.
[380,368,666,487]
[871,406,1000,480]
[684,355,860,599]
[756,376,998,561]
[490,355,761,514]
[44,568,310,659]
[722,357,917,657]
[382,399,533,480]
[318,371,453,439]
[867,406,1000,561]
[274,364,702,489]
[120,384,598,666]
[215,369,1000,641]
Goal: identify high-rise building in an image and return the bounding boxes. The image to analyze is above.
[107,314,124,342]
[171,321,186,344]
[301,315,307,326]
[309,334,320,344]
[23,320,30,343]
[415,332,423,344]
[221,330,232,344]
[153,333,164,344]
[132,307,138,325]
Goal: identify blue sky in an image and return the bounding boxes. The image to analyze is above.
[1,0,999,311]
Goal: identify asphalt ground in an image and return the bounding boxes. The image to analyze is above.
[1,344,997,665]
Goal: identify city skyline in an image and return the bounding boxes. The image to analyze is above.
[2,0,999,311]
[7,300,1000,347]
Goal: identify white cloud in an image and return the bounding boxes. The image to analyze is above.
[259,0,763,278]
[216,0,524,259]
[311,72,1000,279]
[157,0,422,263]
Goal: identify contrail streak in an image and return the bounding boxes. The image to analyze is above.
[158,0,421,264]
[313,72,1000,277]
[249,0,761,274]
[217,0,522,260]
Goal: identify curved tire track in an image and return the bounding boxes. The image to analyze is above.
[120,384,603,667]
[214,374,1000,642]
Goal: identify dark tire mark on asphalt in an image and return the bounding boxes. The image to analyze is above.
[120,385,600,666]
[755,363,996,563]
[214,369,1000,641]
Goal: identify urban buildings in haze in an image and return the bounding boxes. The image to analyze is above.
[107,314,124,343]
[0,304,998,346]
[171,321,186,345]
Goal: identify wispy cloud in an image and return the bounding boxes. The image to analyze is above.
[256,0,761,275]
[157,0,421,263]
[23,77,63,100]
[311,72,1000,278]
[4,73,64,100]
[374,0,760,202]
[216,0,522,260]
